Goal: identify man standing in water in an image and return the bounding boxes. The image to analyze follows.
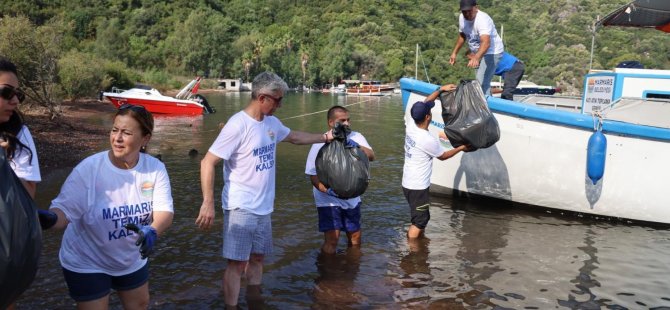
[403,84,468,239]
[449,0,505,96]
[305,106,375,254]
[196,72,333,309]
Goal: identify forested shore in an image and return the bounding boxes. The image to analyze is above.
[1,0,668,116]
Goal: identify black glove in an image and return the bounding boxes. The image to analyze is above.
[124,223,158,259]
[38,209,58,230]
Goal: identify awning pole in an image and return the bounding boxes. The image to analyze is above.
[589,15,600,72]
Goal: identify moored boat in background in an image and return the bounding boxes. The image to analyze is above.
[103,77,215,116]
[344,79,394,96]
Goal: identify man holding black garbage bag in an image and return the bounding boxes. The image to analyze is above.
[196,72,334,309]
[306,106,374,254]
[403,84,469,239]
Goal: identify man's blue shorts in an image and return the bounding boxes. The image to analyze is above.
[62,262,149,302]
[317,203,361,232]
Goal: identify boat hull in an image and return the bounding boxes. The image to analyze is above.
[401,78,670,225]
[105,96,204,116]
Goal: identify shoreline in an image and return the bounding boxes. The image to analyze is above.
[23,99,115,175]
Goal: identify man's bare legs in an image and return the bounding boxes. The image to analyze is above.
[407,224,425,239]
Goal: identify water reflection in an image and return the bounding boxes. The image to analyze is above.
[311,248,363,308]
[16,93,670,309]
[453,197,510,308]
[558,228,602,309]
[395,237,432,303]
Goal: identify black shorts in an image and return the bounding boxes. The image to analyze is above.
[62,262,149,302]
[402,187,430,229]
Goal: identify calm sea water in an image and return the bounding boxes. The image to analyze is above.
[18,92,670,309]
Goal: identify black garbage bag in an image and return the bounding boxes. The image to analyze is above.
[0,150,42,309]
[440,80,500,150]
[315,123,370,199]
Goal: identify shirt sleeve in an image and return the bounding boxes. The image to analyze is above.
[49,166,88,221]
[475,14,494,38]
[274,117,291,142]
[151,161,174,213]
[350,132,372,150]
[12,126,41,182]
[418,134,446,158]
[209,116,243,160]
[305,143,324,175]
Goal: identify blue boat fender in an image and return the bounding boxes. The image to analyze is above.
[586,130,607,184]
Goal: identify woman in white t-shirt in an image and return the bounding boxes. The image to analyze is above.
[0,56,42,310]
[0,58,41,198]
[40,104,174,309]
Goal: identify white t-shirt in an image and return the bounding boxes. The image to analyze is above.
[209,111,291,215]
[9,125,41,182]
[305,131,372,209]
[50,151,173,276]
[459,10,504,55]
[402,125,446,190]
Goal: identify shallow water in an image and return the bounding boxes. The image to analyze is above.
[18,92,670,309]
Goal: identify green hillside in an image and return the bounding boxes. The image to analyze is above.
[1,0,668,112]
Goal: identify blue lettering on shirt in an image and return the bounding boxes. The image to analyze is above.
[103,202,154,240]
[253,143,276,172]
[404,136,416,158]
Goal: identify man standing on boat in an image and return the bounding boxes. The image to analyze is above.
[469,51,526,100]
[305,106,375,255]
[449,0,505,96]
[195,72,334,309]
[403,85,468,239]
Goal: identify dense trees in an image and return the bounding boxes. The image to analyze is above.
[0,0,667,115]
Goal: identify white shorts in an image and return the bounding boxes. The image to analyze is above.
[222,208,273,261]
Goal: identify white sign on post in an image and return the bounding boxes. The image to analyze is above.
[582,75,615,114]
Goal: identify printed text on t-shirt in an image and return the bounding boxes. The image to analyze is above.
[253,143,275,172]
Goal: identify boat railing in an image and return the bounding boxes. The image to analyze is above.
[109,87,127,94]
[518,95,583,111]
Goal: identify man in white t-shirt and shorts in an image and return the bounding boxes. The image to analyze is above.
[195,72,334,309]
[449,0,505,96]
[402,84,469,239]
[305,106,375,254]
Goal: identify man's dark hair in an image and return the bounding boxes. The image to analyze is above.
[327,105,349,120]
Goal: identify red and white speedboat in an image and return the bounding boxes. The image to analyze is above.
[102,77,214,116]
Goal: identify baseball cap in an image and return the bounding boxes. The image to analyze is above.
[410,101,435,122]
[460,0,477,10]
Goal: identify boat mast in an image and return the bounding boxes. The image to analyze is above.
[415,44,419,80]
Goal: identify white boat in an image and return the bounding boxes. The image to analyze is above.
[102,77,215,115]
[400,0,670,225]
[322,83,346,94]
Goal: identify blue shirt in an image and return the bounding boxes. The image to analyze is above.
[495,52,519,75]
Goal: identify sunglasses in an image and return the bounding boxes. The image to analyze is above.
[262,94,283,104]
[0,85,26,102]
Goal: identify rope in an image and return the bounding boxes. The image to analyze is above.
[592,111,603,131]
[194,96,380,133]
[280,96,379,121]
[418,48,431,83]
